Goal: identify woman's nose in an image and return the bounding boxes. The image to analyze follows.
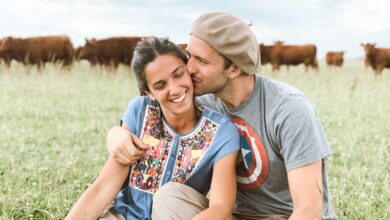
[167,82,181,96]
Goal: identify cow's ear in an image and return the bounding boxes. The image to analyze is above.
[85,38,89,44]
[373,43,377,47]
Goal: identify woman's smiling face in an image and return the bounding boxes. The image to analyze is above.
[145,54,194,118]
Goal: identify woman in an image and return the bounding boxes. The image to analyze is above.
[65,37,239,220]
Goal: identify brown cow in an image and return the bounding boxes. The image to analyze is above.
[270,41,318,72]
[361,43,390,76]
[0,35,74,68]
[326,51,344,67]
[0,38,6,66]
[78,37,143,68]
[259,43,275,65]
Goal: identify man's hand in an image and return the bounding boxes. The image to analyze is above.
[106,126,149,165]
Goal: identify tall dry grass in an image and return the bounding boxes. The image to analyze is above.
[0,61,389,219]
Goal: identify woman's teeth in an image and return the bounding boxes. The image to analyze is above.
[172,93,186,103]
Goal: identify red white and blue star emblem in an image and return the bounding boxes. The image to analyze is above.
[231,117,269,191]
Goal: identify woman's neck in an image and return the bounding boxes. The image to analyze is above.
[162,106,201,134]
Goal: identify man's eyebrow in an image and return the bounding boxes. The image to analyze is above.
[188,52,207,62]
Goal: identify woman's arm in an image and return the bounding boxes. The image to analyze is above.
[192,151,238,220]
[65,157,130,220]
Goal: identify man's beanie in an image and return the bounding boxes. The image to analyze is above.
[191,12,260,74]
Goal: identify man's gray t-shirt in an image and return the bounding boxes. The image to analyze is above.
[197,76,338,219]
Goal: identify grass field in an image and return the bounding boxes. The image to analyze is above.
[1,61,389,219]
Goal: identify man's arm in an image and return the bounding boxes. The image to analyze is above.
[106,126,148,165]
[65,157,130,220]
[192,151,238,220]
[287,160,323,220]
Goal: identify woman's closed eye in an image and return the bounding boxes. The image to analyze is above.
[153,82,166,90]
[174,71,184,78]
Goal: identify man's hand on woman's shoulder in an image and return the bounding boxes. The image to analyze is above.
[107,126,149,165]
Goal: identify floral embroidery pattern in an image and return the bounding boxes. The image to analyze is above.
[129,105,219,192]
[171,118,219,183]
[129,105,173,193]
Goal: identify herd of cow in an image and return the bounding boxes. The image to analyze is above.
[0,35,389,75]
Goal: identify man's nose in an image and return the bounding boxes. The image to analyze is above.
[186,57,197,74]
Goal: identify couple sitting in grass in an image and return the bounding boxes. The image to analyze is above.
[67,12,338,220]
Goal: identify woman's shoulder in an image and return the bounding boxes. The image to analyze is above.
[129,96,158,108]
[124,96,160,119]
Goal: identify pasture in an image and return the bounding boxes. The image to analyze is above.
[0,61,389,219]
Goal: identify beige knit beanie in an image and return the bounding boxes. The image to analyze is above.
[191,12,260,74]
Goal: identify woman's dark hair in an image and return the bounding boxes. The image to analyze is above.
[132,37,188,94]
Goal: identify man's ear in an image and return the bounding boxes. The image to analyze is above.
[228,64,242,79]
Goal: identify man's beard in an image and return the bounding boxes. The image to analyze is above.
[193,78,228,96]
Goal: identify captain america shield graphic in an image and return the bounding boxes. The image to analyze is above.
[231,117,269,191]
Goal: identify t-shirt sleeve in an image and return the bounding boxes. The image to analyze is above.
[121,96,146,134]
[212,121,240,166]
[196,94,224,112]
[273,95,332,171]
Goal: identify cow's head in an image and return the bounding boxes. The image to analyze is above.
[78,38,98,61]
[274,40,284,46]
[0,37,18,58]
[85,38,97,45]
[361,43,376,56]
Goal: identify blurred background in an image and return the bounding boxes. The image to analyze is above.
[1,0,390,59]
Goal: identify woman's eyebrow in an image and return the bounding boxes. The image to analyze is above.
[171,65,185,75]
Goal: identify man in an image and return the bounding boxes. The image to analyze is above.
[108,12,338,220]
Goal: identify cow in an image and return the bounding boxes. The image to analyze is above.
[259,43,274,65]
[326,51,344,67]
[361,43,390,76]
[0,35,74,69]
[0,38,6,66]
[78,37,143,68]
[270,41,318,72]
